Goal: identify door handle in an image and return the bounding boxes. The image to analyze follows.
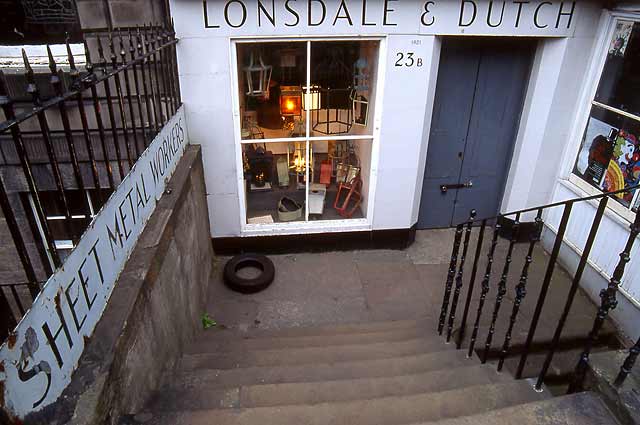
[440,181,473,193]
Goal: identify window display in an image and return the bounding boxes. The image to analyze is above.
[241,139,371,224]
[572,20,640,210]
[236,39,380,225]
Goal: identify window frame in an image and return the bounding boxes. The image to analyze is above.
[565,11,640,223]
[230,36,386,235]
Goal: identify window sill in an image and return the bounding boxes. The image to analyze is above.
[561,176,637,227]
[241,218,371,237]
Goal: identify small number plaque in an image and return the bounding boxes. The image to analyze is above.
[395,52,423,67]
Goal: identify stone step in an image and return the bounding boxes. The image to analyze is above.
[179,337,454,370]
[189,325,434,353]
[412,392,617,425]
[197,317,429,340]
[148,364,512,411]
[172,350,474,389]
[150,381,549,425]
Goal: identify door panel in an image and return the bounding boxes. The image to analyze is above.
[452,41,533,224]
[417,42,480,228]
[418,38,533,229]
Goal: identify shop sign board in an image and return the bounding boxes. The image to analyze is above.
[0,107,188,419]
[190,0,582,37]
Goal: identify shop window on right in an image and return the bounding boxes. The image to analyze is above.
[309,139,371,221]
[572,20,640,211]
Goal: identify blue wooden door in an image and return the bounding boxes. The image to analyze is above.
[418,38,533,228]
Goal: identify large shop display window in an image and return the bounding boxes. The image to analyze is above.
[572,20,640,212]
[236,40,379,225]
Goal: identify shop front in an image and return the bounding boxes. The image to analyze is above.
[170,0,604,246]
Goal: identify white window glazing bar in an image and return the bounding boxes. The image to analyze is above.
[591,101,640,123]
[305,40,311,222]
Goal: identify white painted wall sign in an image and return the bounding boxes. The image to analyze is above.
[193,0,580,37]
[0,107,188,419]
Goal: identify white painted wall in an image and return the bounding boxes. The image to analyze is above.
[171,0,604,237]
[543,182,640,341]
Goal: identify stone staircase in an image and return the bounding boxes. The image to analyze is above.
[130,318,619,424]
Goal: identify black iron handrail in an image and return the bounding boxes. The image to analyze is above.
[437,183,640,393]
[0,22,181,344]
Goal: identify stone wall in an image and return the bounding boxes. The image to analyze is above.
[22,145,214,424]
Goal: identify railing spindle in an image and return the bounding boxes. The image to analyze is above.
[482,213,520,363]
[47,46,93,218]
[535,197,608,389]
[154,25,172,118]
[67,40,102,197]
[497,209,543,371]
[568,207,640,393]
[109,33,134,168]
[97,35,126,181]
[170,18,182,106]
[148,24,166,125]
[614,336,640,387]
[163,26,179,113]
[23,49,77,242]
[438,224,464,335]
[446,209,476,342]
[0,72,59,271]
[128,30,148,148]
[457,219,486,349]
[0,287,17,342]
[468,218,502,358]
[139,27,160,133]
[516,202,574,378]
[84,39,115,189]
[119,35,141,159]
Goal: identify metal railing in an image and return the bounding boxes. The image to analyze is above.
[0,22,181,342]
[437,185,640,392]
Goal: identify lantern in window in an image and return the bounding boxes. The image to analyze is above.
[352,93,369,127]
[353,57,369,91]
[245,52,272,97]
[303,85,321,110]
[279,86,302,116]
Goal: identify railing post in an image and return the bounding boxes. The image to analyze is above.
[516,201,573,378]
[468,218,502,358]
[614,336,640,387]
[568,207,640,393]
[438,223,464,335]
[535,196,608,390]
[446,209,476,342]
[482,213,520,364]
[457,219,486,349]
[497,209,543,371]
